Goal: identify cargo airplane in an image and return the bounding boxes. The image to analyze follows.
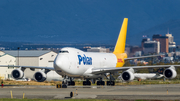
[2,18,179,88]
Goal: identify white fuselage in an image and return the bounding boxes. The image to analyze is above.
[54,47,118,78]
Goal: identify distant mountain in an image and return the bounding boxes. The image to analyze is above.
[0,0,180,46]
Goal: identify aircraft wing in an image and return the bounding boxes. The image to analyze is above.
[92,65,180,74]
[125,54,164,60]
[0,65,54,70]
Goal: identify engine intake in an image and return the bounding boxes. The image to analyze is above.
[121,69,134,82]
[34,71,47,82]
[163,67,177,79]
[11,69,24,79]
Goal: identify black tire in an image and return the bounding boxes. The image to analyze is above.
[111,81,115,86]
[87,81,91,85]
[106,81,110,86]
[71,81,75,86]
[97,81,105,85]
[83,81,86,85]
[101,81,105,85]
[62,84,67,88]
[97,81,100,85]
[68,81,71,86]
[106,81,115,86]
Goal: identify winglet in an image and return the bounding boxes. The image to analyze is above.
[113,18,128,54]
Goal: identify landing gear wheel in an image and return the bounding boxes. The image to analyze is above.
[106,81,115,86]
[83,80,91,86]
[107,81,110,86]
[97,81,100,85]
[72,81,75,85]
[87,81,91,85]
[68,81,75,86]
[97,81,105,85]
[83,81,86,85]
[62,84,67,88]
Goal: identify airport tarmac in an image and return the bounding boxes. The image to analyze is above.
[0,84,180,100]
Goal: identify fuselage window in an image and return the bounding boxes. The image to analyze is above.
[59,50,69,53]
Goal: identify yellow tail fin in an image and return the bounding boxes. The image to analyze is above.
[113,18,128,54]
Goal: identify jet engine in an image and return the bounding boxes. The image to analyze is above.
[163,66,177,79]
[34,71,47,82]
[11,69,24,79]
[121,68,135,82]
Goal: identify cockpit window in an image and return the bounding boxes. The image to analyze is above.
[59,50,69,53]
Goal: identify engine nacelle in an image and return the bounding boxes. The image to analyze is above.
[34,71,47,82]
[163,67,177,79]
[11,69,24,79]
[121,69,135,82]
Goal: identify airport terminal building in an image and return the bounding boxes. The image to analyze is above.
[3,50,57,67]
[0,50,58,80]
[0,51,16,80]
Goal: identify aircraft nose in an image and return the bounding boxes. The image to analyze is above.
[54,56,62,69]
[54,59,62,68]
[54,54,70,71]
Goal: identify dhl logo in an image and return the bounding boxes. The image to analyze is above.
[118,58,123,63]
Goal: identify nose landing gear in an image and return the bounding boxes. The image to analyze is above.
[62,76,75,88]
[62,80,68,88]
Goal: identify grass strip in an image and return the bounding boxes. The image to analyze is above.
[0,98,114,101]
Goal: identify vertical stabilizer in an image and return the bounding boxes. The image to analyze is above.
[113,18,128,54]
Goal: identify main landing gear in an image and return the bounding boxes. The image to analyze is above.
[96,78,105,85]
[103,73,115,86]
[83,78,115,86]
[83,79,91,86]
[68,78,75,86]
[106,81,115,86]
[96,80,115,86]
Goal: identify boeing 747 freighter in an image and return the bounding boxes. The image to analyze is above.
[1,18,179,88]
